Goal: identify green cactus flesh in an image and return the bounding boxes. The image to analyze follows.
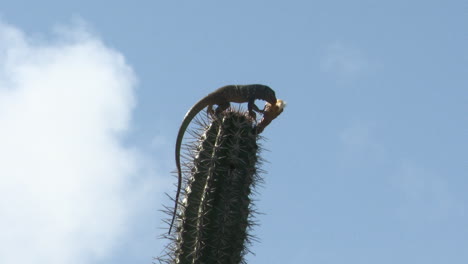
[158,110,262,264]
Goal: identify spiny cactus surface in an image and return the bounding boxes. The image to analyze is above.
[157,110,263,264]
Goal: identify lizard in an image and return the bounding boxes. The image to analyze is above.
[169,84,277,234]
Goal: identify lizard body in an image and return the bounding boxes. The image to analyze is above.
[169,84,277,234]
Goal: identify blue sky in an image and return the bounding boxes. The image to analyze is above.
[0,1,466,263]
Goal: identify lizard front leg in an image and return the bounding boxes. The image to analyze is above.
[247,100,264,121]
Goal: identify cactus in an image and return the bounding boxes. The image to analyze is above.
[157,109,263,264]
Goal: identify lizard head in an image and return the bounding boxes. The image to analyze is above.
[264,99,286,118]
[254,84,277,104]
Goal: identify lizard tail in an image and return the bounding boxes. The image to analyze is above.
[169,101,206,234]
[168,170,181,234]
[169,138,184,234]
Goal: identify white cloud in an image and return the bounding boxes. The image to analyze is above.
[0,21,157,264]
[338,121,385,165]
[320,41,368,82]
[392,162,463,223]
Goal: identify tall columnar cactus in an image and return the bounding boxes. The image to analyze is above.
[158,99,284,264]
[158,110,262,264]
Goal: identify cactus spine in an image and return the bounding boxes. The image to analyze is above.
[158,110,261,264]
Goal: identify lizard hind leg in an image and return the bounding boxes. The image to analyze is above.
[206,105,215,119]
[214,102,231,116]
[205,103,230,122]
